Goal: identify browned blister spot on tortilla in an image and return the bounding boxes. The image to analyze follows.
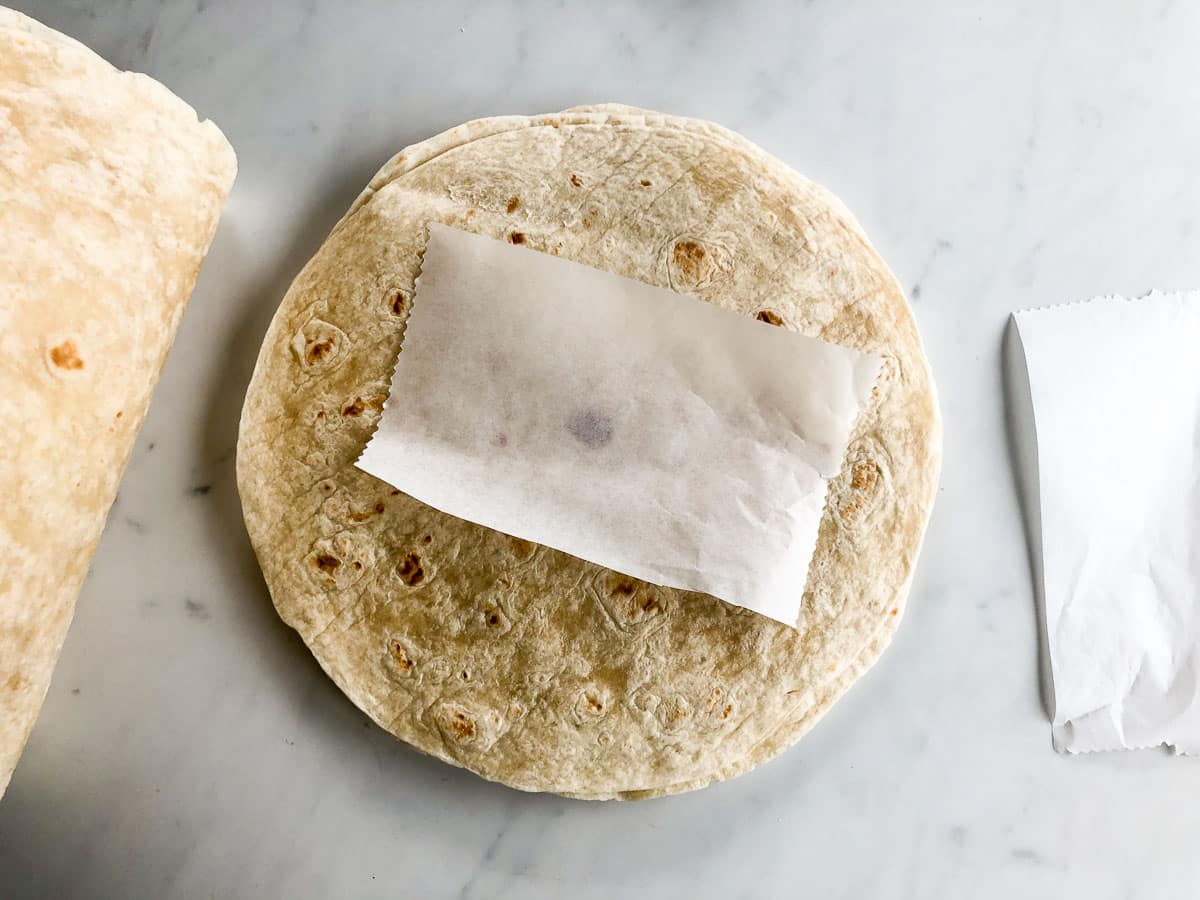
[397,551,425,586]
[593,571,666,636]
[387,638,415,674]
[345,501,385,524]
[306,532,372,590]
[756,309,785,326]
[341,395,384,418]
[702,686,735,726]
[291,318,348,371]
[432,699,506,753]
[617,579,656,619]
[829,436,894,539]
[49,339,84,370]
[389,290,408,316]
[640,178,652,187]
[672,241,706,282]
[850,460,878,492]
[481,599,511,633]
[574,686,610,724]
[840,494,868,520]
[447,710,475,741]
[666,236,730,291]
[314,553,340,574]
[5,673,22,692]
[506,196,520,213]
[656,694,693,733]
[839,462,883,522]
[509,232,525,245]
[569,173,583,187]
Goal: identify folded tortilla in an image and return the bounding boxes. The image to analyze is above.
[0,8,236,797]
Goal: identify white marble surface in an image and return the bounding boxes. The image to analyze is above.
[2,1,1199,897]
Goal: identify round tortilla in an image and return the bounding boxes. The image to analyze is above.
[237,104,940,799]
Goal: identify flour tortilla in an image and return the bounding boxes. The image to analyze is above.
[237,104,939,799]
[0,8,236,797]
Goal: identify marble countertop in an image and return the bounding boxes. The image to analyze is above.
[3,1,1198,897]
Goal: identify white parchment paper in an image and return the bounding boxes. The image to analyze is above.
[1013,291,1200,752]
[357,225,880,626]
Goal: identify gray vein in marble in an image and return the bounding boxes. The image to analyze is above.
[910,238,953,301]
[183,598,210,620]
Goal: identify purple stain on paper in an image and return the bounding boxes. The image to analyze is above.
[567,408,613,448]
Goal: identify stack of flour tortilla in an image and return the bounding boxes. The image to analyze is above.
[237,104,940,799]
[0,8,235,796]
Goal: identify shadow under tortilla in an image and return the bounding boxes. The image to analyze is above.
[1001,316,1055,722]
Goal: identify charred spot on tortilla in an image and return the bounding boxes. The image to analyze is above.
[397,551,425,585]
[756,309,785,326]
[314,553,341,574]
